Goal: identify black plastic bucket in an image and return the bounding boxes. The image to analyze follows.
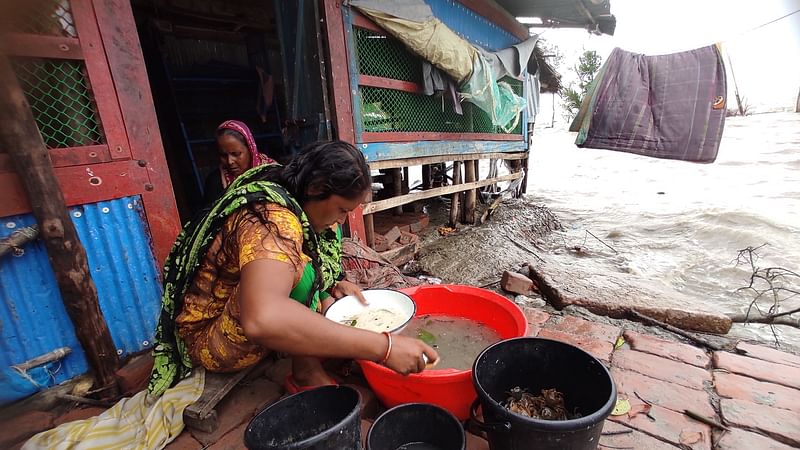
[367,403,466,450]
[471,337,616,450]
[244,385,361,449]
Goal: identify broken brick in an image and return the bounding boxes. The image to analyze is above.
[383,226,401,244]
[612,349,710,390]
[713,351,800,390]
[551,316,621,344]
[714,371,800,412]
[500,271,533,295]
[537,328,614,362]
[623,330,710,368]
[611,367,715,417]
[716,427,796,450]
[735,342,800,368]
[720,398,800,447]
[609,403,712,450]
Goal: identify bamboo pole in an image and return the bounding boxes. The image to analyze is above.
[0,56,120,397]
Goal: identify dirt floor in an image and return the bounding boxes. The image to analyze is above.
[414,195,562,286]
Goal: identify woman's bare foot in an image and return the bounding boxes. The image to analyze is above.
[290,355,336,387]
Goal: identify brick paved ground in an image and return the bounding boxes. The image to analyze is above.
[4,307,799,449]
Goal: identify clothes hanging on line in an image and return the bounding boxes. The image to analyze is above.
[572,44,727,163]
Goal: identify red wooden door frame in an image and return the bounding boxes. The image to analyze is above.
[0,0,180,267]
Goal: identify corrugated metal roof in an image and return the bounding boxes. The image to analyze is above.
[0,195,161,404]
[496,0,616,35]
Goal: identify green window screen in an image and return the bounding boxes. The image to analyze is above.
[354,27,421,83]
[354,26,522,135]
[360,78,522,135]
[13,58,105,149]
[13,0,78,38]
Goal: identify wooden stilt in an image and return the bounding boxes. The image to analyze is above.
[464,160,477,224]
[0,56,120,398]
[391,168,403,215]
[448,161,462,227]
[421,164,431,190]
[364,190,375,247]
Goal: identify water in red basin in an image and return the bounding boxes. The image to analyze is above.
[358,284,529,421]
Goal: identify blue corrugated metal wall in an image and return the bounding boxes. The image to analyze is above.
[0,195,161,404]
[428,0,520,50]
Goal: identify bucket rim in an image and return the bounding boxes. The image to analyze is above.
[244,385,362,449]
[367,402,466,450]
[472,336,617,431]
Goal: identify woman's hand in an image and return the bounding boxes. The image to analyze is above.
[383,334,439,376]
[330,280,367,304]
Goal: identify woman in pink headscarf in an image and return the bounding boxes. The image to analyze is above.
[203,120,276,204]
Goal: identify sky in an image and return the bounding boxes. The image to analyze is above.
[528,0,800,124]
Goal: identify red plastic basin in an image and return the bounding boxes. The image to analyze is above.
[358,284,529,421]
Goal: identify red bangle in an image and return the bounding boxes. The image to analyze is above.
[379,331,392,365]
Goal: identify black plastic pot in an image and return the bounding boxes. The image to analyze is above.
[471,337,616,450]
[244,385,361,449]
[367,403,466,450]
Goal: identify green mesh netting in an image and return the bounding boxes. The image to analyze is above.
[13,0,77,38]
[354,26,522,135]
[12,58,104,149]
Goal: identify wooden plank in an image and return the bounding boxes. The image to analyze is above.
[449,161,462,227]
[71,0,132,162]
[352,10,384,34]
[364,190,374,247]
[93,0,181,267]
[362,140,527,162]
[362,132,523,143]
[464,160,476,224]
[359,75,423,94]
[49,145,112,168]
[364,172,522,215]
[367,151,527,170]
[346,205,367,243]
[0,34,83,59]
[0,160,150,217]
[0,55,120,398]
[1,146,112,172]
[322,1,355,143]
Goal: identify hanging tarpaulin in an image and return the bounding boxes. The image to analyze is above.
[571,45,727,163]
[348,0,528,132]
[348,0,476,84]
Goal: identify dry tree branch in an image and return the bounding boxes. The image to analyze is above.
[730,245,800,330]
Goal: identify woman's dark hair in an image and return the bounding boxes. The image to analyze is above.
[216,128,247,148]
[262,141,371,204]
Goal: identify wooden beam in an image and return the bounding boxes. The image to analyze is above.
[322,0,355,143]
[352,10,384,34]
[359,75,424,94]
[367,151,527,170]
[449,161,462,227]
[362,132,523,143]
[464,160,476,224]
[363,172,522,215]
[0,34,83,59]
[0,55,120,397]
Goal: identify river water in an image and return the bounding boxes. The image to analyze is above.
[526,112,800,349]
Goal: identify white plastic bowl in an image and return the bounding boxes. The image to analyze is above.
[324,289,416,334]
